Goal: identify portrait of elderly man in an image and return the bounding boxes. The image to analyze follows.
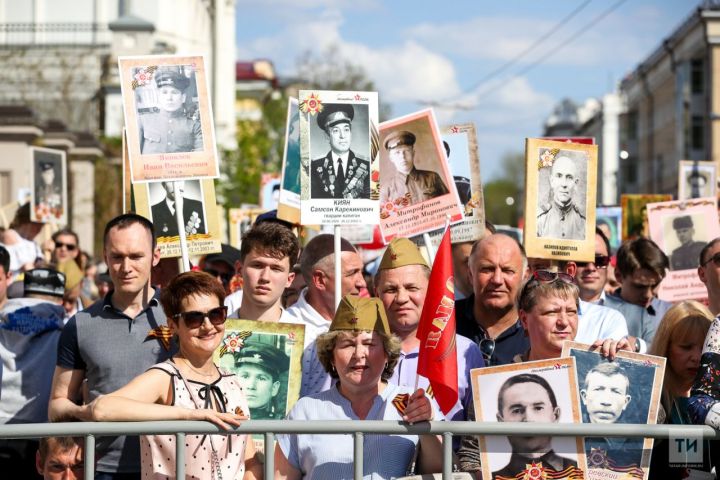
[669,215,705,271]
[492,373,578,479]
[380,130,449,206]
[310,103,370,199]
[150,180,206,238]
[537,154,586,240]
[138,66,203,154]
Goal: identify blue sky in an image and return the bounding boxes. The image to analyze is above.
[236,0,693,180]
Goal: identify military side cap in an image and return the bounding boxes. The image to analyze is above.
[330,295,390,335]
[316,103,354,131]
[235,342,289,377]
[39,161,54,172]
[673,215,693,229]
[384,130,416,150]
[154,67,190,91]
[57,260,83,290]
[23,268,65,298]
[378,237,428,270]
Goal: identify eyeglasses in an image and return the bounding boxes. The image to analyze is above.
[204,268,233,284]
[703,253,720,268]
[54,241,77,251]
[173,306,228,329]
[532,270,574,284]
[575,254,610,269]
[479,338,496,365]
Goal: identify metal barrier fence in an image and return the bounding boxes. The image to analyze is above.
[1,420,718,480]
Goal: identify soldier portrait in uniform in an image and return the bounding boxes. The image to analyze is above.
[666,214,706,271]
[31,147,66,224]
[678,161,717,200]
[136,65,204,155]
[536,150,587,241]
[470,357,586,480]
[234,341,290,420]
[149,180,207,238]
[380,130,449,207]
[309,103,370,199]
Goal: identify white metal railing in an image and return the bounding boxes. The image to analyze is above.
[1,420,717,479]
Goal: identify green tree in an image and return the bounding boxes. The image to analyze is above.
[483,151,524,227]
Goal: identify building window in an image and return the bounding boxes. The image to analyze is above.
[691,58,704,95]
[692,115,704,150]
[624,160,637,184]
[627,110,638,141]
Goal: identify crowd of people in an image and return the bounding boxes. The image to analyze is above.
[2,201,720,479]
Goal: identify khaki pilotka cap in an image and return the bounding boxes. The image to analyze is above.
[329,295,391,335]
[378,237,428,270]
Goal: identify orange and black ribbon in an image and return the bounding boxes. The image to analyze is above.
[146,325,172,351]
[392,393,410,415]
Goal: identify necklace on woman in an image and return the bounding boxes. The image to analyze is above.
[179,357,216,378]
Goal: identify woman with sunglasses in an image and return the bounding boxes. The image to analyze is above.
[89,271,262,479]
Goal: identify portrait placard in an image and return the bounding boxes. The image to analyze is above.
[278,97,301,224]
[260,173,281,211]
[425,123,485,247]
[118,55,219,182]
[378,109,463,243]
[470,357,586,480]
[678,160,717,201]
[647,198,720,302]
[214,320,305,452]
[620,194,672,240]
[523,138,597,262]
[299,90,379,225]
[133,179,221,258]
[596,206,622,253]
[562,341,665,480]
[228,207,265,249]
[30,147,67,225]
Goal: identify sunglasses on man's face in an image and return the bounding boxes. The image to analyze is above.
[173,306,228,329]
[703,253,720,268]
[54,241,77,252]
[575,254,610,269]
[204,269,233,284]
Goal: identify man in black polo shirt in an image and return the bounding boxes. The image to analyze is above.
[456,233,530,366]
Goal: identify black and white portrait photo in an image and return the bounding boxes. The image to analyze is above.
[30,147,67,224]
[308,103,371,199]
[663,213,707,271]
[678,161,717,200]
[149,180,207,239]
[566,344,664,477]
[470,358,585,480]
[133,64,204,155]
[536,148,588,241]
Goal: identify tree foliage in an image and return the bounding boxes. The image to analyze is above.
[483,151,525,227]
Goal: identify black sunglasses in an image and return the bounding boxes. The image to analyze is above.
[703,253,720,268]
[54,241,77,251]
[479,338,496,365]
[575,254,610,269]
[173,306,228,329]
[204,269,233,284]
[532,270,574,284]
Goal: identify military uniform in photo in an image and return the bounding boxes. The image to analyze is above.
[36,162,62,212]
[670,215,705,270]
[234,342,289,420]
[493,451,578,480]
[151,196,206,238]
[537,202,586,240]
[380,131,449,206]
[310,104,370,199]
[138,67,203,155]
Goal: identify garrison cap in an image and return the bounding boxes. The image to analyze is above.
[317,104,354,131]
[23,268,65,298]
[330,295,390,335]
[673,215,694,230]
[39,161,54,172]
[378,238,428,271]
[384,130,416,150]
[235,342,289,378]
[154,67,190,91]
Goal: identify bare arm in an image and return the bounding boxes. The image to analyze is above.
[91,369,248,429]
[274,442,302,480]
[242,438,263,480]
[48,366,90,422]
[417,434,444,475]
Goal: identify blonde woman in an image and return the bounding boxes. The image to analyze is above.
[650,300,714,478]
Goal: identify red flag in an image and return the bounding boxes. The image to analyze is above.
[416,227,458,415]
